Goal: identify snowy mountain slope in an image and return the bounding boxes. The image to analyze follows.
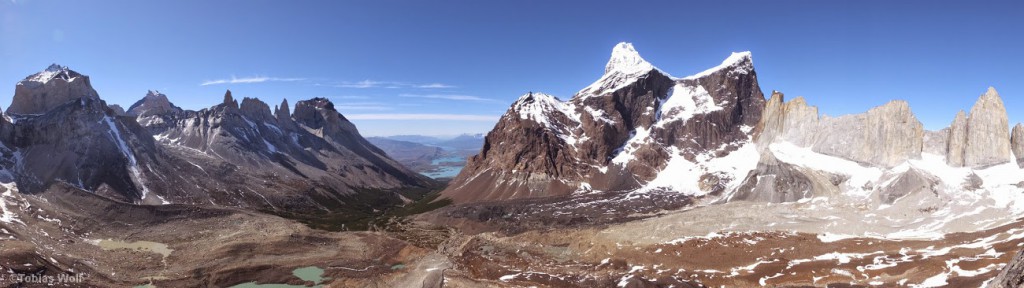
[443,42,765,203]
[442,42,1024,245]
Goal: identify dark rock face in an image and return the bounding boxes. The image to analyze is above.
[443,44,764,204]
[1,97,158,202]
[108,104,126,116]
[990,248,1024,288]
[7,64,100,115]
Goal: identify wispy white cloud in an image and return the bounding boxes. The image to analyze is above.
[345,113,498,121]
[399,93,498,102]
[326,95,371,99]
[330,80,455,89]
[336,105,393,111]
[200,76,304,86]
[416,83,455,89]
[334,80,385,88]
[334,102,393,111]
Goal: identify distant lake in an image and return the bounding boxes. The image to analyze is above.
[421,155,466,178]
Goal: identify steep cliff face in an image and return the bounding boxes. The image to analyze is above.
[964,87,1012,167]
[757,94,923,168]
[443,43,764,203]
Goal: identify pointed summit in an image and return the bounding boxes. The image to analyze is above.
[20,64,80,86]
[276,98,291,120]
[45,63,65,72]
[605,42,654,74]
[127,90,181,117]
[223,90,239,109]
[576,42,662,98]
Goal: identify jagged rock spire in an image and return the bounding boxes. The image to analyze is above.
[223,90,238,109]
[276,98,290,120]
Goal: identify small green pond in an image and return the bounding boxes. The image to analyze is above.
[228,266,328,288]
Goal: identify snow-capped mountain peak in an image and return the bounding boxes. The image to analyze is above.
[20,63,77,86]
[45,63,65,72]
[145,90,165,98]
[605,42,654,74]
[682,51,753,80]
[577,42,663,99]
[511,92,578,127]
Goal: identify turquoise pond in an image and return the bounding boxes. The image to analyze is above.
[227,266,328,288]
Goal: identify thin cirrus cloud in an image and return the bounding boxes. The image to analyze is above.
[333,102,393,111]
[200,76,305,86]
[345,113,498,121]
[330,80,455,89]
[398,93,498,102]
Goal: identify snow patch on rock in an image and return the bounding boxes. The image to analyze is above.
[681,51,753,80]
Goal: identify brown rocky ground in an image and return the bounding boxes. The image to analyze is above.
[417,191,1023,287]
[4,184,1020,287]
[0,183,443,288]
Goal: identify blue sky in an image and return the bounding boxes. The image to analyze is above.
[1,1,1022,136]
